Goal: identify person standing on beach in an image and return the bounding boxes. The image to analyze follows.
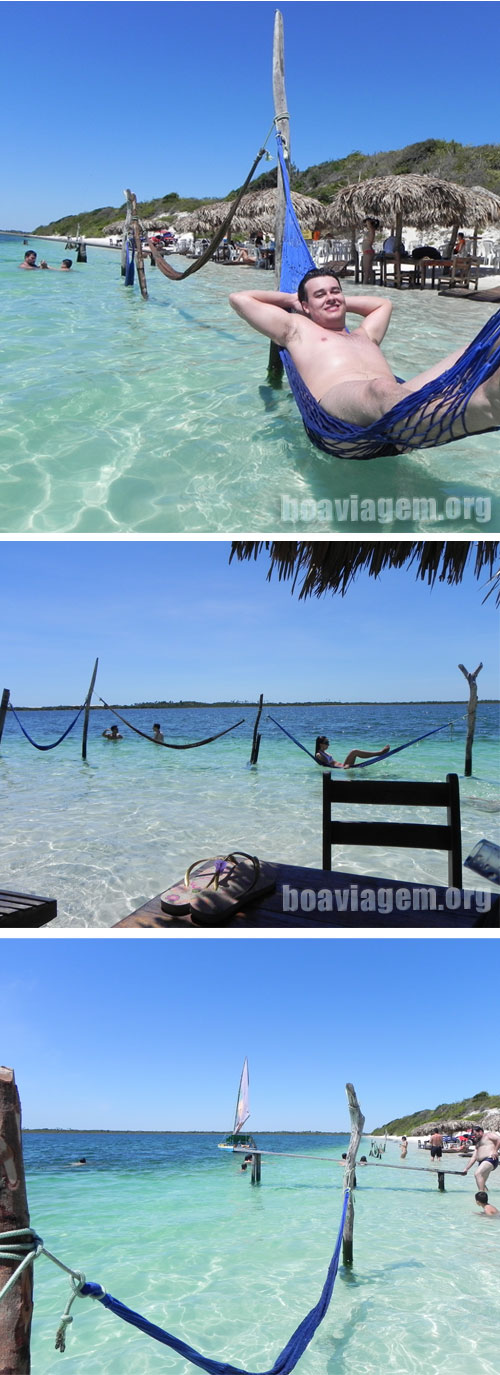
[461,1127,500,1192]
[400,1136,408,1159]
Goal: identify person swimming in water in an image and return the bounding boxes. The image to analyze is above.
[314,735,390,768]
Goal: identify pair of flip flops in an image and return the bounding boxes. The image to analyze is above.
[160,852,276,926]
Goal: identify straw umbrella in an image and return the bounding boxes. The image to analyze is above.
[177,187,326,240]
[230,541,500,604]
[325,174,500,254]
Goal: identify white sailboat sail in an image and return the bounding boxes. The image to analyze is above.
[233,1057,250,1135]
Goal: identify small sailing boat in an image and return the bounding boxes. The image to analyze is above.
[218,1057,257,1151]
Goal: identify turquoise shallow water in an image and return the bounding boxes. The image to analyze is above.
[2,703,499,925]
[1,235,499,533]
[23,1131,499,1374]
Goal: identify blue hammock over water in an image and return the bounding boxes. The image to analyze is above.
[79,1190,349,1375]
[276,137,500,460]
[268,714,455,769]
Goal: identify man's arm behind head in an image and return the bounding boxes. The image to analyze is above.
[229,290,298,348]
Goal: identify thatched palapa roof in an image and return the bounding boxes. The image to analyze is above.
[177,187,326,237]
[325,174,500,232]
[230,542,500,604]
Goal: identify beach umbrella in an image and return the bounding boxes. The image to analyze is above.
[230,541,500,605]
[324,175,500,252]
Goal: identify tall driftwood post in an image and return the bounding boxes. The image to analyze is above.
[0,690,10,746]
[82,657,99,761]
[125,190,149,300]
[268,9,290,384]
[458,661,483,776]
[121,194,131,277]
[0,1067,33,1373]
[342,1083,365,1268]
[249,694,264,765]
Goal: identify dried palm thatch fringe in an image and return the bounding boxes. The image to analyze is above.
[230,541,500,605]
[325,175,500,234]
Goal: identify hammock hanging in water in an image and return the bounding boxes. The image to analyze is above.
[268,714,455,768]
[99,699,245,749]
[276,137,500,460]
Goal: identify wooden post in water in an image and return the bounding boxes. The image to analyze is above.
[121,194,131,277]
[0,1067,33,1373]
[437,1171,445,1191]
[251,1152,262,1185]
[82,657,99,761]
[125,190,149,299]
[342,1083,365,1268]
[268,9,290,384]
[0,690,10,746]
[458,661,483,776]
[249,694,264,765]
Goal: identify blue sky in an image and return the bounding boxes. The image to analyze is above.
[1,540,498,704]
[4,1,500,227]
[2,938,497,1131]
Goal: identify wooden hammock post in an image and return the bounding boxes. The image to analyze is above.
[0,1067,33,1373]
[458,661,483,776]
[0,689,10,745]
[249,694,264,765]
[437,1171,445,1191]
[342,1083,365,1268]
[121,194,131,277]
[251,1152,262,1185]
[125,190,148,300]
[82,657,99,761]
[268,8,290,384]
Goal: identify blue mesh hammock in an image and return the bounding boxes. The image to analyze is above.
[276,137,500,460]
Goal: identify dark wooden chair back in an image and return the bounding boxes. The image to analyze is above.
[322,773,462,887]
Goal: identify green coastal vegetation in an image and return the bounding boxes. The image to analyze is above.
[32,138,500,237]
[372,1090,500,1136]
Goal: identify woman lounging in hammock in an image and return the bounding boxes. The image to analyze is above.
[314,736,390,769]
[229,268,500,459]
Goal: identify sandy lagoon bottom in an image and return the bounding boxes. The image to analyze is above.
[1,235,499,532]
[24,1131,499,1375]
[2,704,499,926]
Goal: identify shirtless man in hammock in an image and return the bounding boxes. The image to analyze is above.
[229,269,500,437]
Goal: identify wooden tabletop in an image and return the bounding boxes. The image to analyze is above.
[115,862,499,930]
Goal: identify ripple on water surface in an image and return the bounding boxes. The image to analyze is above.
[2,237,499,531]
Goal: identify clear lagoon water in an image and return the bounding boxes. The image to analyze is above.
[1,234,499,534]
[23,1130,499,1374]
[2,703,499,926]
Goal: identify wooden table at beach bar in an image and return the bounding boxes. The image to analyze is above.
[115,862,499,930]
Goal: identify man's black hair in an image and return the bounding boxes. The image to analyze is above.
[24,250,36,259]
[298,267,341,303]
[475,1191,488,1204]
[62,258,72,268]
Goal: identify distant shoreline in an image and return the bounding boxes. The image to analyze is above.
[10,700,498,712]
